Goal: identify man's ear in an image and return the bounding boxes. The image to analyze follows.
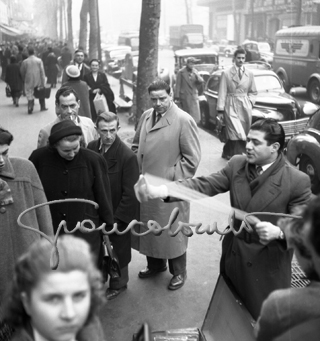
[21,292,31,316]
[272,142,280,153]
[55,104,60,117]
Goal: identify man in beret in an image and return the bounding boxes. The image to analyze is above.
[37,86,98,148]
[29,120,113,262]
[174,56,204,123]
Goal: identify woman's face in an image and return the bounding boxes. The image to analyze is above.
[90,61,99,72]
[22,270,91,341]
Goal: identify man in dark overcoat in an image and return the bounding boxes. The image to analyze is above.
[136,118,311,319]
[88,112,139,300]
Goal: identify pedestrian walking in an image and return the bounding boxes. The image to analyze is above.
[134,79,201,290]
[62,65,92,119]
[37,86,98,148]
[174,57,204,123]
[20,47,47,114]
[84,59,116,122]
[45,47,59,88]
[136,118,311,319]
[5,56,23,107]
[217,47,257,159]
[88,112,139,300]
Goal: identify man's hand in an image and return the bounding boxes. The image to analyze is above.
[255,222,282,245]
[134,175,168,203]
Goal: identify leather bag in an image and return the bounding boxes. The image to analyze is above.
[102,234,121,280]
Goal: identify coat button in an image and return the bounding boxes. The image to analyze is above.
[62,190,68,196]
[247,262,252,267]
[0,207,6,213]
[232,250,236,256]
[63,170,68,175]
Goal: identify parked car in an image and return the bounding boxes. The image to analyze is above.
[223,44,238,58]
[287,108,320,194]
[242,40,274,65]
[103,45,132,78]
[199,63,319,143]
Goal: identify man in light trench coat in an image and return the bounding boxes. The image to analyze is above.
[174,57,204,123]
[217,47,257,159]
[133,79,201,290]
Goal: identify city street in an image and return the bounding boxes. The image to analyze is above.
[0,52,231,341]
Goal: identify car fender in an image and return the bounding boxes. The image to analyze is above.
[276,67,290,83]
[307,73,320,89]
[287,131,320,178]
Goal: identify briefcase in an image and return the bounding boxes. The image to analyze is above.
[136,275,255,341]
[34,86,51,99]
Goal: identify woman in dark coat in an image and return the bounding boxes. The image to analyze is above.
[5,55,23,107]
[29,120,114,264]
[45,47,59,88]
[84,59,116,122]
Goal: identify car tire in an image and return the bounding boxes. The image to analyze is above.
[308,79,320,104]
[200,104,210,128]
[299,155,320,194]
[277,72,290,93]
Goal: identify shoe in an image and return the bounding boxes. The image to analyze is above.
[138,266,167,279]
[168,272,187,290]
[40,107,48,111]
[106,286,127,301]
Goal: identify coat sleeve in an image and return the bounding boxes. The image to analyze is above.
[248,72,257,105]
[20,61,26,81]
[217,70,227,111]
[28,159,54,237]
[114,152,140,223]
[174,70,182,99]
[288,171,311,214]
[39,60,46,86]
[173,115,201,179]
[94,155,114,230]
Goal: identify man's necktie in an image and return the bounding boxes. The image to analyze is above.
[256,165,263,176]
[153,112,161,127]
[238,67,242,80]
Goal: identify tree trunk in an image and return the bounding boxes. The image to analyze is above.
[88,0,99,59]
[135,0,161,124]
[185,0,193,24]
[295,0,302,26]
[67,0,73,50]
[79,0,89,51]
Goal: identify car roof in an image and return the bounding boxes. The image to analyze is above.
[212,66,277,77]
[174,48,218,57]
[276,25,320,37]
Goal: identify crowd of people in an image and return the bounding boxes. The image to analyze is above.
[0,44,319,341]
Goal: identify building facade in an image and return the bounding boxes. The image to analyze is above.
[198,0,320,45]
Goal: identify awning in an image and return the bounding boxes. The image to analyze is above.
[0,23,23,37]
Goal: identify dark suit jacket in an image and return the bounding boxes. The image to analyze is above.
[167,154,311,319]
[88,135,139,267]
[84,71,116,122]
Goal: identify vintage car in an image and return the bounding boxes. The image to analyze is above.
[287,108,320,194]
[223,44,238,57]
[103,45,132,78]
[243,40,273,65]
[199,63,319,143]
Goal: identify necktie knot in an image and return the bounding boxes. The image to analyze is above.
[256,165,263,176]
[153,112,162,127]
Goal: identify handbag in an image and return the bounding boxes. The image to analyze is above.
[93,93,109,115]
[5,84,11,97]
[102,234,121,281]
[34,85,51,99]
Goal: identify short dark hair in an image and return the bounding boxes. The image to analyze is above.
[234,48,246,57]
[0,127,14,145]
[95,112,119,128]
[89,58,100,65]
[250,118,285,152]
[148,78,171,95]
[28,47,34,55]
[55,86,79,105]
[75,49,84,55]
[10,55,17,63]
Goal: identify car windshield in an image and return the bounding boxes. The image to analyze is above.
[254,74,282,92]
[258,42,271,52]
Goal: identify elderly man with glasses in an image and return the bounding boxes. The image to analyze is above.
[37,86,98,148]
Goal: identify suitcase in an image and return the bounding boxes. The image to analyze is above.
[133,275,255,341]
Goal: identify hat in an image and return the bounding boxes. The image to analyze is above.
[186,57,200,63]
[49,120,82,145]
[66,65,80,78]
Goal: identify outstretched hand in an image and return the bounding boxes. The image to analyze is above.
[134,175,167,203]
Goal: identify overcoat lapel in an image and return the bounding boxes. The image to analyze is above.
[150,103,175,132]
[233,169,252,211]
[231,65,241,86]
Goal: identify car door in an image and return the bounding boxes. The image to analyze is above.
[204,73,220,124]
